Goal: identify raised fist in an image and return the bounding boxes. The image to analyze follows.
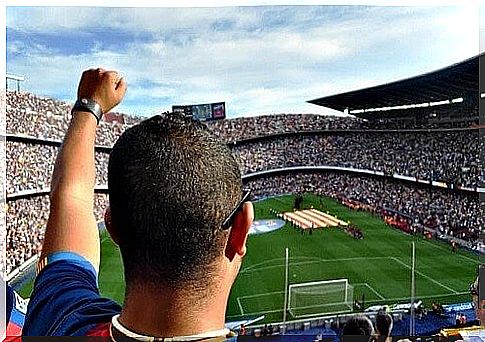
[77,68,127,114]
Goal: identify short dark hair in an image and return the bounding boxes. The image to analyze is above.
[108,113,242,289]
[375,312,392,337]
[342,315,374,342]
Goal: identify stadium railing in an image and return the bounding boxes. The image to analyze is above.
[243,309,407,336]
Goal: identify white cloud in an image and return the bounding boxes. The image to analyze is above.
[6,5,479,118]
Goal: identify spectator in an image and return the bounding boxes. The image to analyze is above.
[460,313,467,326]
[23,68,252,339]
[341,315,375,342]
[470,275,483,325]
[4,88,482,279]
[239,324,247,336]
[262,324,269,336]
[375,312,393,342]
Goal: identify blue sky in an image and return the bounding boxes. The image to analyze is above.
[6,5,479,118]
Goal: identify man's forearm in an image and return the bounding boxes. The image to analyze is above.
[51,111,97,201]
[39,68,126,269]
[41,111,100,265]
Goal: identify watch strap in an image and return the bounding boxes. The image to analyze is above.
[72,98,103,123]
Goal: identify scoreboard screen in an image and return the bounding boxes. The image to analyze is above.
[173,102,226,121]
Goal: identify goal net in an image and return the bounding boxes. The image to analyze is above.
[288,279,353,318]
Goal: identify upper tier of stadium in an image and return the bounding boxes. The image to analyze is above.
[308,54,480,122]
[7,128,482,196]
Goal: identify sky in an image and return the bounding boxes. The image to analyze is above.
[6,4,480,118]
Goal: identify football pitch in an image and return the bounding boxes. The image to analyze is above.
[19,193,479,323]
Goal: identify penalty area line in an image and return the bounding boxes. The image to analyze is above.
[391,257,459,294]
[237,297,245,316]
[354,283,386,300]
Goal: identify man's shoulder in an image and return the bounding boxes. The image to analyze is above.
[24,254,122,336]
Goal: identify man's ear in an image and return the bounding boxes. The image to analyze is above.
[225,202,254,261]
[104,206,120,246]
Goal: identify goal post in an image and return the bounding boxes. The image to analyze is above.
[287,279,353,318]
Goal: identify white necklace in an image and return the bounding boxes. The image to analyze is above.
[110,314,230,342]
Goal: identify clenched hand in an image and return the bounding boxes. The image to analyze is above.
[77,68,127,114]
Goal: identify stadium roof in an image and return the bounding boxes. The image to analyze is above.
[6,73,25,81]
[308,54,479,116]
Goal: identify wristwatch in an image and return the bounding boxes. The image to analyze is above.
[72,98,103,124]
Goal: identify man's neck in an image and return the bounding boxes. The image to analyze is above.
[118,285,229,338]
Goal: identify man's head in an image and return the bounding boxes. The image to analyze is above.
[342,315,375,342]
[107,113,253,293]
[375,312,393,338]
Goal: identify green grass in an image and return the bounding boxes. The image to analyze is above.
[19,193,479,324]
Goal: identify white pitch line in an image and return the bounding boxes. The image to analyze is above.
[420,238,480,264]
[227,291,469,319]
[391,257,459,294]
[242,256,319,272]
[364,283,386,300]
[238,290,285,300]
[354,283,386,300]
[227,307,286,318]
[237,297,245,316]
[240,256,393,274]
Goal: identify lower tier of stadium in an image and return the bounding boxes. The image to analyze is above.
[7,170,481,283]
[15,193,479,327]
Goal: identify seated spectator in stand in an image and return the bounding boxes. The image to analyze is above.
[239,324,246,336]
[23,68,253,339]
[267,324,274,335]
[341,315,375,342]
[375,312,393,342]
[456,312,462,326]
[460,313,467,326]
[262,324,269,336]
[431,302,444,316]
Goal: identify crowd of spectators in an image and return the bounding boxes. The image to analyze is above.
[7,91,479,145]
[206,114,365,141]
[5,193,109,275]
[234,132,481,188]
[4,90,482,275]
[6,91,128,147]
[6,141,109,194]
[5,132,482,196]
[247,172,482,247]
[367,117,479,130]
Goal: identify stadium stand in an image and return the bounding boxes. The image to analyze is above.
[234,131,481,188]
[5,193,109,275]
[246,172,482,246]
[5,90,482,277]
[4,54,482,339]
[7,129,482,194]
[6,91,128,146]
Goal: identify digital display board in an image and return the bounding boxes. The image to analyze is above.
[172,102,225,121]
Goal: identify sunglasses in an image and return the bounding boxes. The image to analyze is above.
[221,189,251,230]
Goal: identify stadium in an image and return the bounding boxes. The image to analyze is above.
[4,50,483,339]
